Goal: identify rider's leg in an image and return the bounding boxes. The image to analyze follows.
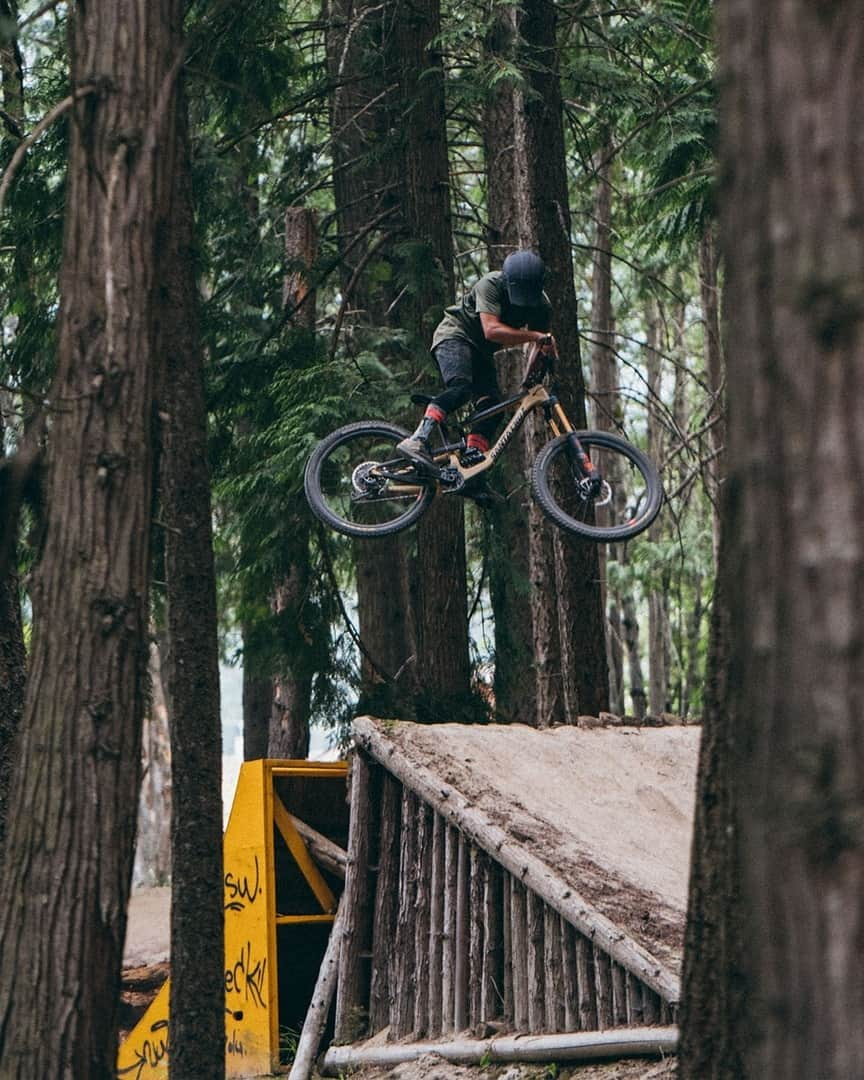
[397,340,475,464]
[466,358,503,459]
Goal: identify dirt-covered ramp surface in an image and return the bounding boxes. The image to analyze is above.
[378,721,699,971]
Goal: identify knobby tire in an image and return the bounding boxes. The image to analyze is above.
[531,430,663,542]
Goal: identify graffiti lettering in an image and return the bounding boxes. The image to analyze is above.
[224,854,261,911]
[226,1029,247,1057]
[225,940,267,1009]
[117,1019,169,1079]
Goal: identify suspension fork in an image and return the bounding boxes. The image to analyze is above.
[543,398,602,487]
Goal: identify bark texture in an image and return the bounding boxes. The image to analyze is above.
[268,207,318,759]
[681,4,864,1075]
[483,1,538,725]
[0,1,180,1071]
[515,0,608,721]
[159,71,225,1080]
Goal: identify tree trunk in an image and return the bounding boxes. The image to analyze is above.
[589,139,621,714]
[0,0,178,1070]
[325,0,418,718]
[515,0,608,721]
[699,224,724,559]
[645,309,668,717]
[159,65,226,1080]
[621,590,646,719]
[682,4,864,1075]
[385,0,472,721]
[242,638,271,760]
[483,0,538,725]
[0,0,28,854]
[268,207,318,759]
[679,514,744,1078]
[0,413,26,852]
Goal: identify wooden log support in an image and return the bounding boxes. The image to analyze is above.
[576,934,597,1031]
[481,858,503,1024]
[428,812,446,1037]
[335,752,374,1044]
[526,889,545,1033]
[502,871,514,1026]
[643,986,661,1026]
[390,787,418,1039]
[594,947,613,1030]
[560,915,579,1031]
[611,962,628,1027]
[626,971,645,1027]
[289,815,348,879]
[353,718,680,1007]
[412,801,433,1038]
[369,772,401,1033]
[510,877,529,1031]
[453,831,471,1031]
[442,823,459,1033]
[468,847,483,1029]
[544,906,565,1033]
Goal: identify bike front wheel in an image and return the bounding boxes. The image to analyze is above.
[531,431,663,542]
[304,421,435,538]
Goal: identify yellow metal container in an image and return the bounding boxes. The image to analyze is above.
[117,758,348,1079]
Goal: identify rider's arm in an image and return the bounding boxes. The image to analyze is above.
[480,312,554,349]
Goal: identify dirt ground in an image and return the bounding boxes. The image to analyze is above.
[349,1057,677,1080]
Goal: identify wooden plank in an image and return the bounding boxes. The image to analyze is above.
[273,795,337,914]
[368,772,400,1034]
[353,717,680,1005]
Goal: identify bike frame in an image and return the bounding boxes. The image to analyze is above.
[431,381,574,482]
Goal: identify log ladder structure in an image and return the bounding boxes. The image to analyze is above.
[323,717,680,1071]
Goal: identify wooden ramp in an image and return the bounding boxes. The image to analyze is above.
[333,716,698,1045]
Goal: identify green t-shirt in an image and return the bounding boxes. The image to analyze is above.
[431,271,552,358]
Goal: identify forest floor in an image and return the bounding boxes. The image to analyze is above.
[121,721,698,1077]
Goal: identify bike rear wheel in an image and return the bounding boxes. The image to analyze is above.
[304,421,435,538]
[531,431,663,542]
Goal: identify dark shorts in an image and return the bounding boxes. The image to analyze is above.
[432,338,499,400]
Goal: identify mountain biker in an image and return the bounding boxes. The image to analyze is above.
[396,249,558,467]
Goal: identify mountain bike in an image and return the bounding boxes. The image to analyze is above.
[303,346,663,543]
